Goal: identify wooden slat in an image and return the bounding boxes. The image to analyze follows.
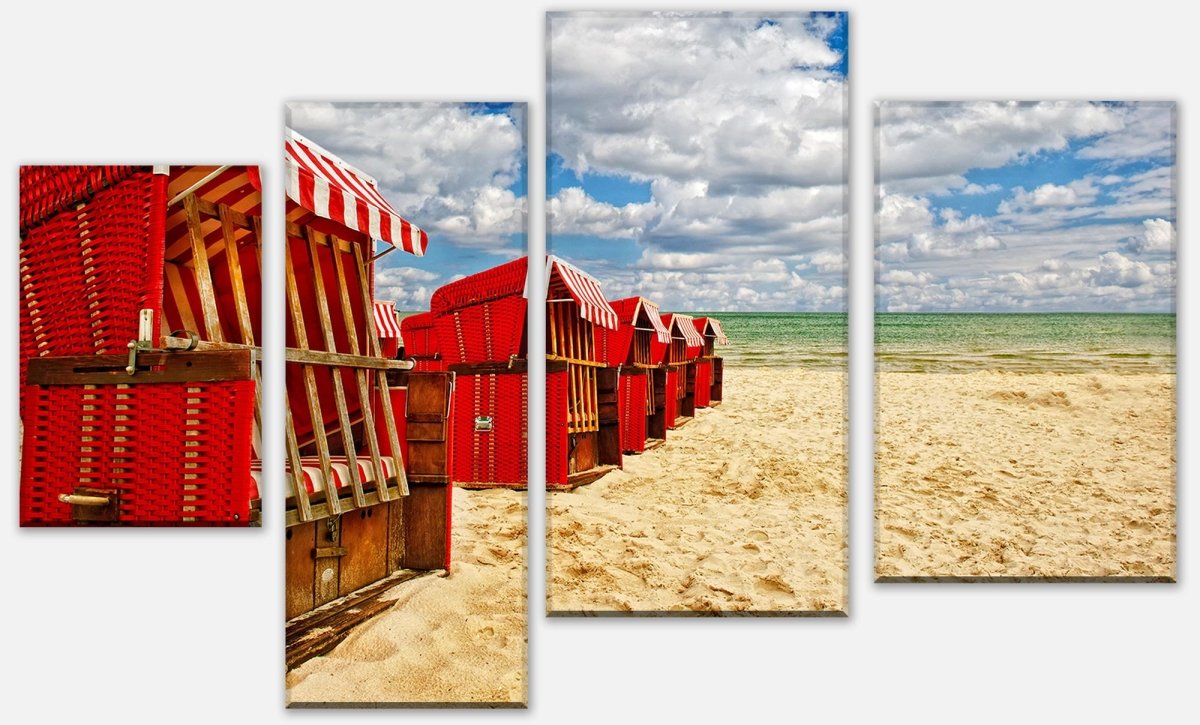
[285,241,341,517]
[284,390,313,522]
[285,349,413,370]
[306,229,366,509]
[219,205,256,346]
[353,242,407,498]
[183,194,225,343]
[26,350,254,385]
[285,569,431,670]
[331,236,390,503]
[219,204,262,458]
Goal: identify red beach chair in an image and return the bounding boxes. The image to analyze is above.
[660,313,705,428]
[19,165,261,526]
[283,129,453,620]
[692,317,729,407]
[596,297,672,453]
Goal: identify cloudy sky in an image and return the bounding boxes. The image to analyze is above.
[547,12,848,313]
[877,101,1175,313]
[287,102,527,310]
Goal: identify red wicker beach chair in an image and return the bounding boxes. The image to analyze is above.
[400,310,445,371]
[19,165,261,526]
[283,129,452,620]
[596,297,673,453]
[660,313,705,428]
[429,255,619,489]
[693,317,729,407]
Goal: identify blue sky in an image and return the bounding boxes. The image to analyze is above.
[547,12,849,313]
[877,101,1175,313]
[286,102,527,310]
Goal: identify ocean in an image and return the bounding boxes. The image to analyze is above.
[875,312,1176,374]
[691,312,848,370]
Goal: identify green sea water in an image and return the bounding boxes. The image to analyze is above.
[875,313,1175,374]
[691,312,848,370]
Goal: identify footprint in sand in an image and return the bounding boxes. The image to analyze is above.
[746,530,769,542]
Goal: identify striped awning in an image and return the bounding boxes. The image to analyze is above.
[635,298,672,344]
[665,313,705,347]
[695,317,729,345]
[374,301,402,339]
[546,255,619,331]
[285,128,428,256]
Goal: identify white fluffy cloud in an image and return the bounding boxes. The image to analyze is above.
[876,101,1175,312]
[878,101,1124,195]
[288,102,526,249]
[548,13,847,310]
[1121,218,1175,254]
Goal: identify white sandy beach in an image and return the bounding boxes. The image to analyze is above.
[286,488,527,706]
[547,367,848,614]
[876,371,1176,579]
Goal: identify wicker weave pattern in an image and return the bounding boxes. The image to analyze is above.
[546,370,569,485]
[434,296,526,365]
[19,165,143,233]
[399,312,445,371]
[450,372,528,487]
[619,372,648,453]
[663,368,680,429]
[693,360,712,408]
[19,173,163,380]
[20,380,255,525]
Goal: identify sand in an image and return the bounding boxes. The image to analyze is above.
[286,488,527,706]
[875,371,1176,580]
[547,367,848,614]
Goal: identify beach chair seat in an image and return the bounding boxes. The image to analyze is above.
[256,455,401,499]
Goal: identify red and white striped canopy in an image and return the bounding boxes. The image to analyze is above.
[373,301,403,340]
[633,297,672,344]
[546,255,619,331]
[694,316,729,345]
[665,313,705,347]
[285,128,428,256]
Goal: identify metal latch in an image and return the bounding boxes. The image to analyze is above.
[125,309,199,375]
[474,415,494,432]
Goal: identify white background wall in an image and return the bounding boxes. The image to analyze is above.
[1,2,1191,722]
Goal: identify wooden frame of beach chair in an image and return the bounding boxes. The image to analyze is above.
[597,296,673,454]
[693,317,728,407]
[19,165,261,526]
[283,130,452,623]
[545,257,621,489]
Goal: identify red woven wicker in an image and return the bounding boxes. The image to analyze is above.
[430,257,528,364]
[450,372,529,487]
[19,172,166,388]
[619,371,648,453]
[546,369,569,485]
[19,165,143,234]
[694,359,712,408]
[20,380,255,525]
[400,311,445,371]
[663,367,680,429]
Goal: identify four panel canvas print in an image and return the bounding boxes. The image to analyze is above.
[10,13,1180,716]
[545,11,849,614]
[874,101,1176,581]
